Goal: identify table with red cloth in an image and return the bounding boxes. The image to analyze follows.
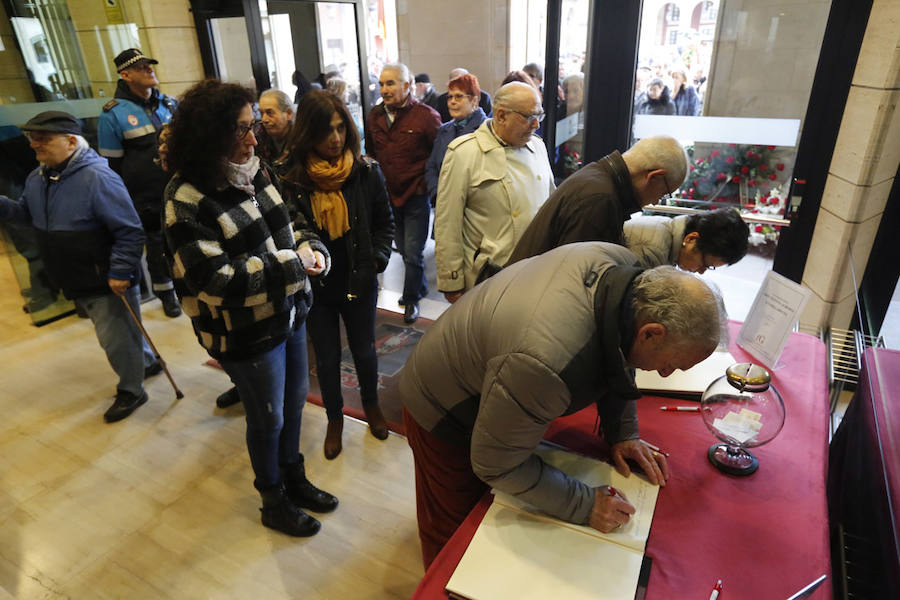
[412,322,832,600]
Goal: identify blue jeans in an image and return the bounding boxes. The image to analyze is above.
[391,193,429,303]
[307,284,379,422]
[219,323,309,490]
[76,286,155,397]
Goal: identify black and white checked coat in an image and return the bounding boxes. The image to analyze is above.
[163,168,329,360]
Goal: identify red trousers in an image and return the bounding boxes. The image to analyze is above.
[402,407,488,569]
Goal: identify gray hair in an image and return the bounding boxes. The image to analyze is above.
[448,67,468,80]
[493,81,540,110]
[632,265,725,353]
[382,62,410,83]
[259,88,293,113]
[623,135,689,189]
[523,62,543,81]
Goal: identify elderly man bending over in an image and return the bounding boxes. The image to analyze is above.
[435,82,555,302]
[400,242,724,567]
[507,135,687,265]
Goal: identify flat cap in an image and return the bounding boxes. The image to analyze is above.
[114,48,158,72]
[21,111,82,135]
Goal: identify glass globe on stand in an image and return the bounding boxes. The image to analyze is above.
[700,363,786,476]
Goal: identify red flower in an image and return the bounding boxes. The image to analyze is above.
[776,163,785,171]
[779,208,786,215]
[748,179,757,187]
[751,208,759,213]
[754,225,764,233]
[769,173,777,180]
[760,164,768,171]
[710,150,720,158]
[696,158,704,164]
[768,145,776,150]
[740,166,749,174]
[689,188,695,195]
[716,173,727,182]
[690,164,695,171]
[693,180,699,187]
[732,175,741,183]
[711,203,718,209]
[725,156,735,164]
[745,151,755,159]
[729,143,736,148]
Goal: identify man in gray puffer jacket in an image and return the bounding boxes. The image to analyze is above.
[400,241,724,567]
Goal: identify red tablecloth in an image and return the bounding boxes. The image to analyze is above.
[413,322,832,599]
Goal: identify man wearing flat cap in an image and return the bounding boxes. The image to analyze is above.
[414,73,439,112]
[0,111,158,423]
[98,48,181,318]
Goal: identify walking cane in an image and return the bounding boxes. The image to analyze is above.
[119,294,184,399]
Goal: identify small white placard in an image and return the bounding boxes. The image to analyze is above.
[737,271,812,368]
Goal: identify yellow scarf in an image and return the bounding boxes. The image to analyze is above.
[306,150,352,239]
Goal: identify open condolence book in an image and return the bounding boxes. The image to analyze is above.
[635,349,735,399]
[446,444,660,600]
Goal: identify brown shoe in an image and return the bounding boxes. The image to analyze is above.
[363,403,389,440]
[324,419,343,460]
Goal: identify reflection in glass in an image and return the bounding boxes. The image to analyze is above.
[552,0,589,180]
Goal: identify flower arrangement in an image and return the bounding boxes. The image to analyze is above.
[673,143,786,207]
[559,143,583,177]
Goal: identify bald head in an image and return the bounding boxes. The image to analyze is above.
[448,67,468,81]
[627,266,725,375]
[622,135,689,207]
[491,82,543,147]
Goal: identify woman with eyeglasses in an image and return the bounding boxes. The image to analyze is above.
[424,74,487,206]
[163,79,338,537]
[624,208,750,274]
[279,90,394,460]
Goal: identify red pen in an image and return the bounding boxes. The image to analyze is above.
[709,579,723,600]
[660,405,700,412]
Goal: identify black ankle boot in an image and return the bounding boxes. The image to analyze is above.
[283,456,339,513]
[259,484,320,537]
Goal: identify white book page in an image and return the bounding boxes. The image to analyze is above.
[446,500,645,600]
[493,445,659,553]
[635,350,735,397]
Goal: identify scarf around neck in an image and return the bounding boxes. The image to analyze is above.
[306,150,352,240]
[225,155,260,196]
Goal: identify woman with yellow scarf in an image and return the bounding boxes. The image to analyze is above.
[281,91,395,460]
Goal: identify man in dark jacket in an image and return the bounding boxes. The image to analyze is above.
[365,62,441,323]
[98,48,181,318]
[0,111,157,423]
[507,135,688,265]
[400,242,724,567]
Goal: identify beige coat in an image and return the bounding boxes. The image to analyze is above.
[434,121,555,292]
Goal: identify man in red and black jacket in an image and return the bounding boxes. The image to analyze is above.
[365,63,441,323]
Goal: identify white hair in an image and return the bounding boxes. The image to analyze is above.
[382,62,410,83]
[623,135,689,189]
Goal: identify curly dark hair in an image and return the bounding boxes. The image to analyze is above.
[684,208,750,264]
[281,90,361,188]
[165,79,256,194]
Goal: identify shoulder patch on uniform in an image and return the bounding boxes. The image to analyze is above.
[102,99,119,112]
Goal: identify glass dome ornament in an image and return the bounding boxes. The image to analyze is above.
[700,363,786,475]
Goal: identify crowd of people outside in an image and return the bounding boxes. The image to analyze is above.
[1,48,752,563]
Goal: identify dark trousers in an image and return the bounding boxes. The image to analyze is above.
[139,212,173,294]
[391,194,429,303]
[403,407,488,569]
[307,284,379,422]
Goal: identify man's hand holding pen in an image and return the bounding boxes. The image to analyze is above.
[589,485,636,533]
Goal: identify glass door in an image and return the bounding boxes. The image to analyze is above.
[630,0,831,319]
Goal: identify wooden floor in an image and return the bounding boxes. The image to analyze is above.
[0,253,424,599]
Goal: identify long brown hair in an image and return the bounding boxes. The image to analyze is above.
[282,90,360,188]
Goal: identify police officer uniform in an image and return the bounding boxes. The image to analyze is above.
[98,48,181,317]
